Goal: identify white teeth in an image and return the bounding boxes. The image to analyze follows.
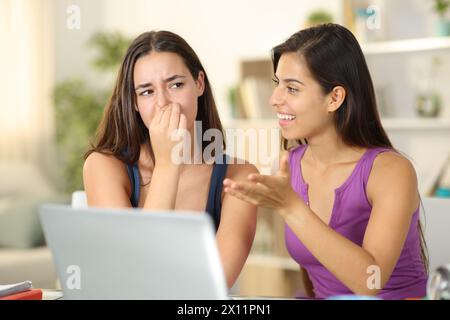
[277,113,296,121]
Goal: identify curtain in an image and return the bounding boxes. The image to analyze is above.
[0,0,55,171]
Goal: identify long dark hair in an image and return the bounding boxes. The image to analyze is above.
[272,23,428,273]
[85,30,225,165]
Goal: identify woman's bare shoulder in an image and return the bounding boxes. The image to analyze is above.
[83,151,131,194]
[84,152,127,173]
[372,151,417,180]
[367,150,418,207]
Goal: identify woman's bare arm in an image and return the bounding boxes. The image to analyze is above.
[217,162,258,288]
[83,152,133,207]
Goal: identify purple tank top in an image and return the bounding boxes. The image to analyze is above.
[285,144,428,299]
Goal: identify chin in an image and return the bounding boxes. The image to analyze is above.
[280,127,302,141]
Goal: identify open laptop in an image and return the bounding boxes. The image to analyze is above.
[39,204,228,300]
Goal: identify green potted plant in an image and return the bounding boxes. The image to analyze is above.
[53,31,131,193]
[433,0,450,36]
[305,10,333,28]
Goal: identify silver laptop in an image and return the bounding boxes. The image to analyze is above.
[39,204,228,300]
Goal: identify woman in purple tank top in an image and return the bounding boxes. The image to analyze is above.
[224,24,428,299]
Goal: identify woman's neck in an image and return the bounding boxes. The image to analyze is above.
[305,126,365,169]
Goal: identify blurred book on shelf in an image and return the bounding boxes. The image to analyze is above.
[374,85,393,117]
[232,59,275,120]
[251,207,291,258]
[236,77,274,119]
[345,0,387,43]
[434,156,450,197]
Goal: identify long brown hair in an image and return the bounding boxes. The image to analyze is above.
[272,24,428,274]
[85,30,225,165]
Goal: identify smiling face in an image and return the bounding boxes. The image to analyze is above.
[133,51,205,131]
[270,52,336,141]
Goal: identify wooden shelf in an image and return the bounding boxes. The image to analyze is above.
[362,37,450,55]
[238,37,450,61]
[381,117,450,130]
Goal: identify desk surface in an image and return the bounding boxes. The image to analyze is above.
[41,290,300,300]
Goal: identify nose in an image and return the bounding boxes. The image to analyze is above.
[156,89,171,110]
[270,86,283,109]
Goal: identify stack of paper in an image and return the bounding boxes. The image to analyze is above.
[0,281,33,297]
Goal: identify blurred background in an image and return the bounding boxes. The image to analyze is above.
[1,0,450,297]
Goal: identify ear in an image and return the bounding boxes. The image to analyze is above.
[195,71,205,97]
[326,86,346,113]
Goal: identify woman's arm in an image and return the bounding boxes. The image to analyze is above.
[83,152,181,209]
[224,152,419,295]
[83,152,133,207]
[143,103,186,211]
[142,164,181,210]
[217,162,258,289]
[84,104,186,209]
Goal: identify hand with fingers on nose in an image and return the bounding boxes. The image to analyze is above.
[223,152,304,216]
[148,103,188,165]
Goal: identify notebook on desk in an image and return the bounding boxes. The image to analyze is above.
[39,204,228,300]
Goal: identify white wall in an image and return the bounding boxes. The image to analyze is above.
[54,0,105,85]
[53,0,342,119]
[385,0,432,39]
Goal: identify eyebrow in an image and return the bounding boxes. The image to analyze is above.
[134,75,186,91]
[274,75,305,86]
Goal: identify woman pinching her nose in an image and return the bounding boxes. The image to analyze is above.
[143,103,188,210]
[148,103,187,165]
[83,31,257,289]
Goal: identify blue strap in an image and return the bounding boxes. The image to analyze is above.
[121,148,140,207]
[205,154,229,231]
[126,154,228,232]
[125,163,140,208]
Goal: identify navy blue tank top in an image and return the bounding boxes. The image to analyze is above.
[125,154,229,231]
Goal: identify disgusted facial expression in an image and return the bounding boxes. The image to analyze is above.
[133,51,204,131]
